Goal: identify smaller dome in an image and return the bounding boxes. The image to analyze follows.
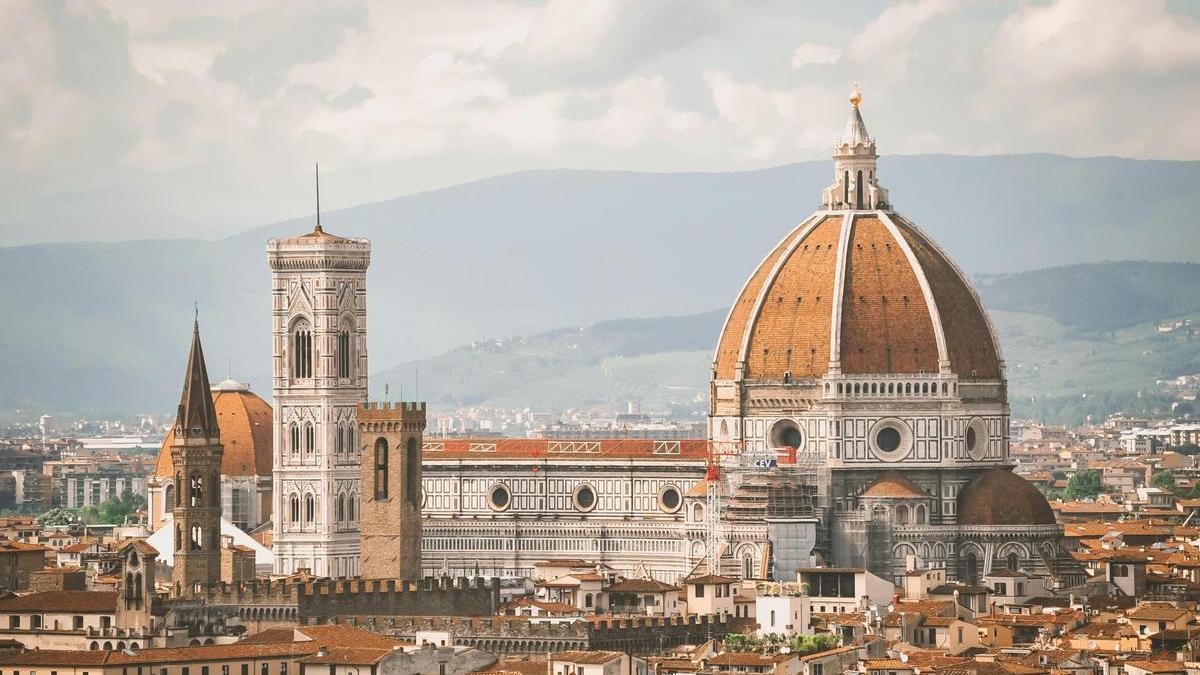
[863,472,929,499]
[155,385,273,478]
[957,468,1055,526]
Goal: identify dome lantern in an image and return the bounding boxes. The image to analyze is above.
[822,84,889,211]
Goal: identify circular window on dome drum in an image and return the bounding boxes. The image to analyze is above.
[659,485,682,513]
[965,417,989,461]
[869,418,913,462]
[488,484,510,511]
[768,419,804,449]
[573,484,597,512]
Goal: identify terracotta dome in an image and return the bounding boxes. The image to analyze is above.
[957,468,1055,526]
[154,379,273,478]
[862,472,929,499]
[713,211,1002,382]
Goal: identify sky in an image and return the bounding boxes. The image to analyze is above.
[2,0,1199,245]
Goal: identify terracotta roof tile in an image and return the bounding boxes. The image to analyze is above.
[863,472,930,498]
[0,591,117,613]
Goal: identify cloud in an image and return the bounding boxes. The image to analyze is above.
[791,43,841,68]
[848,0,959,78]
[704,71,842,162]
[210,2,368,97]
[975,0,1200,159]
[496,0,720,92]
[3,0,1200,245]
[986,0,1200,87]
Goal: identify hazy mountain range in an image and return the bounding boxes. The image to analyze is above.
[374,261,1200,424]
[1,154,1198,419]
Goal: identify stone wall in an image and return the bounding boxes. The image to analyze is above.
[333,613,747,655]
[201,576,499,629]
[29,568,86,592]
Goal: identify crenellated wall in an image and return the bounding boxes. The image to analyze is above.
[330,612,746,655]
[198,576,499,633]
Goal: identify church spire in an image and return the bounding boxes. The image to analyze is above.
[175,316,220,440]
[822,83,889,211]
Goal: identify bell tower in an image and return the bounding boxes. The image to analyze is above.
[268,223,371,577]
[170,319,224,595]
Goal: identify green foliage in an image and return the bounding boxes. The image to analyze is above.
[1172,443,1200,456]
[1063,469,1104,500]
[78,490,145,525]
[789,633,840,655]
[1150,470,1179,494]
[36,508,79,527]
[724,632,839,655]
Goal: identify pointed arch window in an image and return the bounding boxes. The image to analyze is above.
[856,170,864,209]
[348,493,356,522]
[304,494,315,522]
[189,473,204,507]
[337,493,345,522]
[337,325,352,379]
[843,170,849,206]
[290,424,300,456]
[289,494,300,525]
[374,438,389,500]
[291,319,313,379]
[304,423,315,456]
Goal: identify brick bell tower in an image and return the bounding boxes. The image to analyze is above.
[358,401,425,580]
[170,318,224,595]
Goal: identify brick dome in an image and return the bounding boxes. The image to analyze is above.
[713,90,1002,386]
[712,211,1002,382]
[154,379,273,478]
[957,468,1055,526]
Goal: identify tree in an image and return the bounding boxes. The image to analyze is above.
[789,633,840,655]
[1172,443,1200,456]
[1150,470,1178,494]
[1063,469,1104,500]
[79,490,146,525]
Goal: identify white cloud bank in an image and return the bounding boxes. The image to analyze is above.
[1,0,1198,244]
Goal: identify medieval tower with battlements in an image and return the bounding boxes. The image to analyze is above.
[358,401,426,580]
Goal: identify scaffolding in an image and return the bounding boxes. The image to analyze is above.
[704,440,831,577]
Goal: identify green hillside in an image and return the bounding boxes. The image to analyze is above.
[374,262,1200,425]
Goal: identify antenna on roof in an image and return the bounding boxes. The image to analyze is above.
[315,162,322,232]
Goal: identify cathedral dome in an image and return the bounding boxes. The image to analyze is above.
[957,468,1055,527]
[154,380,273,478]
[712,93,1001,384]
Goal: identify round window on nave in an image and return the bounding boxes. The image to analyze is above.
[573,484,597,512]
[659,485,681,513]
[488,484,511,511]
